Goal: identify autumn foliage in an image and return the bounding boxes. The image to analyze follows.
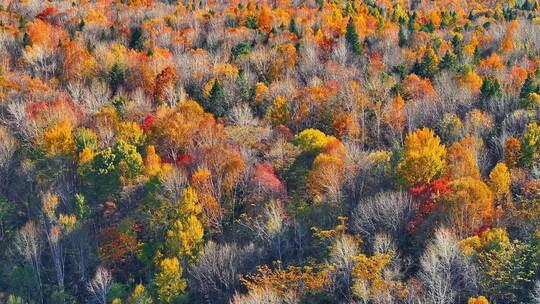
[0,0,539,303]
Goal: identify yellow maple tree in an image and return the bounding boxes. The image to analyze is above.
[398,128,446,186]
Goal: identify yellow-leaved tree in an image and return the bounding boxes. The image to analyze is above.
[266,95,290,126]
[154,257,187,303]
[446,136,481,181]
[488,163,511,208]
[117,121,145,147]
[468,296,490,304]
[293,129,337,152]
[42,120,76,157]
[398,128,446,186]
[307,153,344,203]
[445,177,495,237]
[351,253,393,301]
[166,187,204,259]
[144,145,162,176]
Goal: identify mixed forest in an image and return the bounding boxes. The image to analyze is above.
[0,0,540,303]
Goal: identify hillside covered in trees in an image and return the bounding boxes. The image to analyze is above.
[0,0,539,303]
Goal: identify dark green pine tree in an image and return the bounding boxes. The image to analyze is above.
[439,50,457,71]
[451,35,464,60]
[414,48,439,79]
[22,32,32,48]
[18,16,27,29]
[451,34,462,49]
[472,46,481,64]
[289,17,298,36]
[522,0,535,10]
[345,18,363,57]
[408,11,417,31]
[208,79,226,117]
[398,24,408,48]
[129,27,145,51]
[316,0,324,11]
[425,19,435,33]
[520,74,539,99]
[109,63,125,95]
[78,18,86,31]
[480,76,501,102]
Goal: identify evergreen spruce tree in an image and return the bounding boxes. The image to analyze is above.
[473,46,481,64]
[109,63,125,95]
[480,76,501,103]
[22,32,32,48]
[451,36,464,60]
[408,12,417,31]
[439,50,457,71]
[289,17,298,36]
[522,0,534,10]
[398,24,408,47]
[78,18,85,31]
[316,0,324,11]
[414,48,439,79]
[345,18,363,57]
[208,80,226,117]
[425,20,435,32]
[18,16,27,29]
[129,27,145,51]
[520,74,539,99]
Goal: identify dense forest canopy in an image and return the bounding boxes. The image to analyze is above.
[0,0,539,303]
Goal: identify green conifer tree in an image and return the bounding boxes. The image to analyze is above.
[208,80,226,116]
[414,48,439,79]
[129,27,145,51]
[398,24,409,47]
[480,76,501,102]
[439,50,457,71]
[22,32,32,48]
[109,63,125,94]
[345,18,363,57]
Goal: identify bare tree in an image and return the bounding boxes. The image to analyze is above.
[0,126,17,195]
[232,287,297,304]
[41,192,65,291]
[503,109,533,138]
[66,82,85,106]
[434,71,473,115]
[245,47,275,82]
[297,40,322,85]
[70,228,92,283]
[84,80,111,114]
[22,46,58,79]
[352,191,414,246]
[532,281,540,304]
[189,242,260,303]
[161,166,188,203]
[327,234,360,301]
[417,228,477,304]
[4,101,39,140]
[239,201,289,262]
[331,38,349,66]
[0,126,17,169]
[87,266,112,304]
[46,225,65,291]
[15,221,43,303]
[228,103,259,127]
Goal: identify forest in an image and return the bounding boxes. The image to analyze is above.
[0,0,539,303]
